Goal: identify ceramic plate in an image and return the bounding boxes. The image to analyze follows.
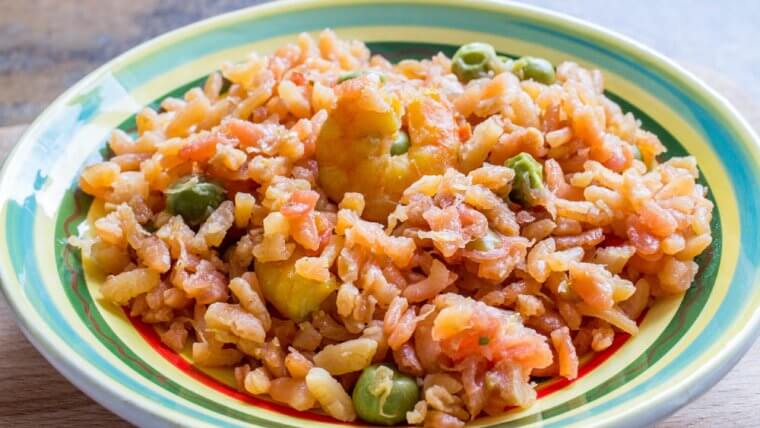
[1,1,759,427]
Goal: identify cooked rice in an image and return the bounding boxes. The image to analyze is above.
[73,29,714,425]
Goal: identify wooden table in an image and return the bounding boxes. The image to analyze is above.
[1,1,759,427]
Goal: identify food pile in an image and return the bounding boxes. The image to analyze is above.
[74,30,714,426]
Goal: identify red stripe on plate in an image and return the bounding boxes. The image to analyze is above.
[129,310,631,420]
[537,332,630,397]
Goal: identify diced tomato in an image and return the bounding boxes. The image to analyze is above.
[281,190,320,218]
[179,134,218,161]
[225,118,264,148]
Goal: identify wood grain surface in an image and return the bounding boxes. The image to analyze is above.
[2,0,759,127]
[1,1,759,427]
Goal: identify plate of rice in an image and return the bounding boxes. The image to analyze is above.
[1,1,759,427]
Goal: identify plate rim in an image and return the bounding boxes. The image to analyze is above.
[1,1,759,427]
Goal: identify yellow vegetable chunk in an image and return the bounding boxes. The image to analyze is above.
[255,250,338,321]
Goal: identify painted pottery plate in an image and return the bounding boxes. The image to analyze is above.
[1,1,759,427]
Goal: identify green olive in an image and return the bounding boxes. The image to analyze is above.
[390,131,410,156]
[505,152,544,207]
[451,42,497,82]
[512,56,555,84]
[466,229,502,252]
[352,364,419,425]
[165,175,226,226]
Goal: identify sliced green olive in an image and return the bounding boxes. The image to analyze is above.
[352,364,419,425]
[165,175,226,226]
[505,152,544,207]
[451,42,497,82]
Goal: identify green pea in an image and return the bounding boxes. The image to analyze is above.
[390,131,410,156]
[451,42,497,82]
[631,144,642,161]
[505,152,544,207]
[466,229,502,252]
[353,364,419,425]
[165,175,226,226]
[512,56,555,85]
